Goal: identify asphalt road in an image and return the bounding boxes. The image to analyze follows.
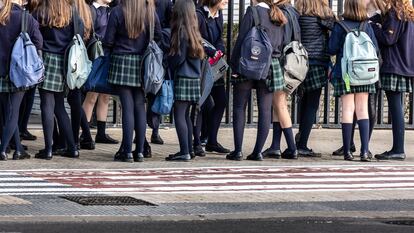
[0,218,413,233]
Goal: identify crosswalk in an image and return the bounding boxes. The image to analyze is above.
[1,165,414,195]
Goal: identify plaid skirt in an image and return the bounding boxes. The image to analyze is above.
[174,76,200,102]
[38,52,66,92]
[231,58,284,92]
[0,76,30,93]
[331,76,376,97]
[108,54,142,87]
[381,74,413,93]
[301,65,328,92]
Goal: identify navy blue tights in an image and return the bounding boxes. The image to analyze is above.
[174,101,193,155]
[0,92,25,153]
[297,88,322,149]
[386,91,405,153]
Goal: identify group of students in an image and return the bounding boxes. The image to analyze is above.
[0,0,412,162]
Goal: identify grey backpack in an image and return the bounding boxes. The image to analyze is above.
[282,8,309,94]
[142,18,165,95]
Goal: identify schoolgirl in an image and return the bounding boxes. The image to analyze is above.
[166,0,205,162]
[372,0,414,161]
[0,0,42,160]
[33,0,83,160]
[103,0,162,162]
[228,0,287,161]
[294,0,335,157]
[262,0,300,160]
[194,0,230,157]
[328,0,379,161]
[80,0,119,150]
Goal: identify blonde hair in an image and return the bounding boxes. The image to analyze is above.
[342,0,368,21]
[122,0,155,39]
[257,0,287,25]
[74,0,93,40]
[36,0,73,28]
[0,0,12,25]
[384,0,414,21]
[295,0,335,19]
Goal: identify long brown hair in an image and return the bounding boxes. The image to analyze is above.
[0,0,12,25]
[74,0,92,40]
[36,0,73,28]
[122,0,155,39]
[170,0,205,59]
[295,0,335,19]
[342,0,368,21]
[384,0,414,21]
[257,0,287,25]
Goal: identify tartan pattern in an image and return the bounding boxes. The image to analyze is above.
[108,54,142,87]
[301,65,328,92]
[0,76,13,93]
[38,52,66,92]
[381,74,413,93]
[331,76,376,97]
[231,58,284,92]
[174,76,200,102]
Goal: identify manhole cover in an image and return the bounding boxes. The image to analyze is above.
[61,196,157,206]
[384,220,414,226]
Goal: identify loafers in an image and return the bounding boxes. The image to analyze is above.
[281,149,298,160]
[61,150,80,159]
[35,150,53,160]
[144,140,152,158]
[332,144,356,156]
[0,152,7,161]
[114,152,134,163]
[13,151,31,160]
[375,151,406,161]
[194,145,206,157]
[246,153,264,161]
[344,152,354,161]
[150,134,164,145]
[360,152,371,162]
[95,134,119,144]
[165,153,191,162]
[80,140,95,150]
[298,148,321,157]
[133,151,144,162]
[226,151,243,161]
[20,131,37,141]
[262,148,281,159]
[205,143,230,154]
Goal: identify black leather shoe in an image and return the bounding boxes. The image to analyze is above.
[35,150,52,160]
[0,152,7,161]
[298,148,321,157]
[360,152,371,162]
[281,149,298,160]
[226,151,243,161]
[20,131,37,141]
[375,151,406,161]
[205,143,230,154]
[114,152,134,163]
[246,153,264,161]
[10,143,28,151]
[144,140,152,158]
[165,153,191,162]
[332,144,356,156]
[61,150,80,159]
[194,145,206,157]
[150,134,164,145]
[13,151,31,160]
[80,139,95,150]
[133,151,144,162]
[95,134,119,144]
[262,148,281,159]
[344,152,354,161]
[200,138,208,147]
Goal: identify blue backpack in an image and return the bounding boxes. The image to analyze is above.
[238,6,273,80]
[151,78,174,115]
[10,10,44,88]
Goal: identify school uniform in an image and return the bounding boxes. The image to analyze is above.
[0,4,43,157]
[103,5,162,161]
[328,19,379,97]
[229,4,285,160]
[155,0,173,29]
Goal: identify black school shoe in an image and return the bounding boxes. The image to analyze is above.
[281,149,298,160]
[332,144,356,156]
[246,153,264,161]
[194,145,206,157]
[35,150,53,160]
[144,140,152,158]
[205,143,230,154]
[0,152,7,161]
[360,152,371,162]
[298,148,322,157]
[61,150,80,159]
[133,151,144,162]
[20,131,37,141]
[10,143,28,151]
[165,153,191,162]
[95,134,119,144]
[114,152,134,163]
[375,151,406,161]
[80,139,95,150]
[13,151,31,160]
[150,134,164,145]
[226,151,243,161]
[344,152,354,161]
[262,148,281,159]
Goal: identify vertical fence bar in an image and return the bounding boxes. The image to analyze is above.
[225,0,234,124]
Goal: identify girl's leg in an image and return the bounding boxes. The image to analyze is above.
[207,85,227,146]
[355,93,370,159]
[174,101,191,155]
[297,88,322,151]
[232,81,252,153]
[117,86,135,154]
[82,92,99,121]
[191,105,205,156]
[133,88,146,154]
[368,92,379,140]
[67,89,82,145]
[19,87,36,137]
[95,94,118,143]
[341,94,355,160]
[0,92,25,153]
[54,92,77,153]
[386,91,405,154]
[274,91,297,155]
[39,90,55,153]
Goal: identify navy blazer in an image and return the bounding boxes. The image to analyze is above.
[155,0,173,29]
[103,5,162,55]
[168,35,202,79]
[0,4,43,77]
[196,6,225,58]
[372,9,414,77]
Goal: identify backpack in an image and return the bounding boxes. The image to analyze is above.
[238,6,273,80]
[151,79,174,115]
[141,17,165,95]
[339,21,379,91]
[87,7,104,61]
[64,8,92,90]
[9,10,44,88]
[282,8,309,95]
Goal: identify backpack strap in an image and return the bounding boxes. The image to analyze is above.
[338,21,352,34]
[284,8,300,42]
[359,21,368,33]
[149,14,154,41]
[21,10,28,33]
[251,6,261,27]
[72,7,80,36]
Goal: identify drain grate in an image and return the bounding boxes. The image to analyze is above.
[384,220,414,226]
[61,196,157,206]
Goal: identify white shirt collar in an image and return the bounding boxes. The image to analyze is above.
[93,2,109,8]
[256,2,270,9]
[203,6,219,19]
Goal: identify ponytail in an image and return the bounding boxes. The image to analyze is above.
[0,0,12,26]
[270,3,287,25]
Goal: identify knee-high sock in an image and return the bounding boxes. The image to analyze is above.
[283,127,297,152]
[357,119,370,154]
[342,123,353,154]
[253,84,273,154]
